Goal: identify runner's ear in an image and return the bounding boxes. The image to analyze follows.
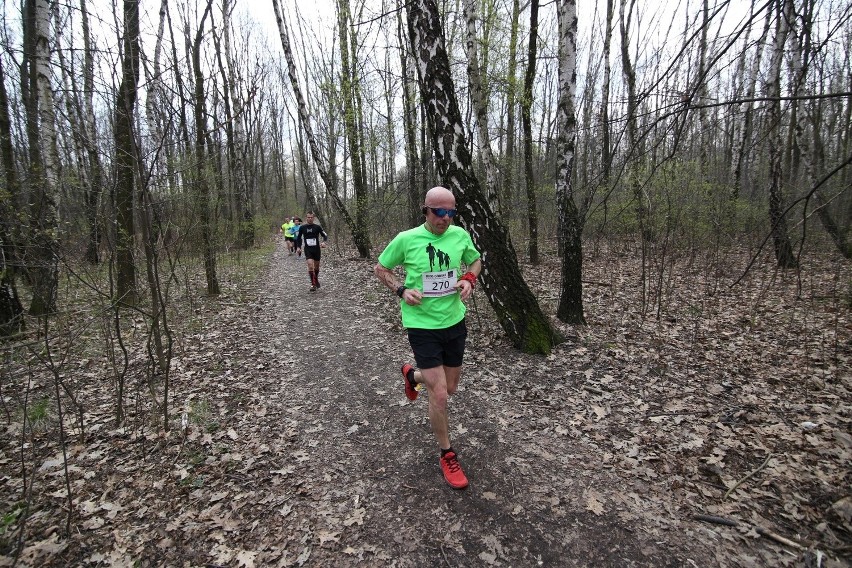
[421,206,427,214]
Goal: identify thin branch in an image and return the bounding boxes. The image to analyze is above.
[724,453,773,500]
[693,513,806,550]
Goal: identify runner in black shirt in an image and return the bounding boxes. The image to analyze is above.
[294,211,328,291]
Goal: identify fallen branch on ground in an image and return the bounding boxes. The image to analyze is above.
[724,453,773,500]
[692,513,805,550]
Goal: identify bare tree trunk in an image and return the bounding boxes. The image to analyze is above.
[398,8,421,227]
[599,0,614,205]
[28,0,61,316]
[555,0,585,325]
[791,0,850,258]
[0,57,24,335]
[619,0,650,310]
[114,0,141,306]
[192,0,220,295]
[216,0,254,249]
[730,2,771,200]
[502,0,520,215]
[464,0,500,211]
[381,45,397,210]
[138,0,170,378]
[696,0,710,177]
[521,0,540,265]
[406,0,562,354]
[336,0,371,255]
[79,0,103,264]
[765,0,797,268]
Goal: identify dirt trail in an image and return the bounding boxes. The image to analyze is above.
[185,241,723,567]
[8,238,836,567]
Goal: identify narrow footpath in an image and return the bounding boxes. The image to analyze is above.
[167,238,722,567]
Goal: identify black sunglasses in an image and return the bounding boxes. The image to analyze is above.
[426,207,457,218]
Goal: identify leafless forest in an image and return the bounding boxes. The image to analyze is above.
[0,0,850,565]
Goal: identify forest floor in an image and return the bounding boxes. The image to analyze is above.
[1,236,850,567]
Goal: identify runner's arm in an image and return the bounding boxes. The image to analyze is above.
[375,262,420,303]
[374,263,400,292]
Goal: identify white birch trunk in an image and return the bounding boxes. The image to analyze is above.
[30,0,61,314]
[464,0,500,213]
[554,0,584,324]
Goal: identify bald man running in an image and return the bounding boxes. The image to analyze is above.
[374,186,482,489]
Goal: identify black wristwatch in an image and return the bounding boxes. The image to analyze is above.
[396,285,407,298]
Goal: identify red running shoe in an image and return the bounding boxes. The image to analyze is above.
[440,451,468,489]
[401,363,418,401]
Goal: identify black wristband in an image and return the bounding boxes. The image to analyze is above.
[396,285,407,298]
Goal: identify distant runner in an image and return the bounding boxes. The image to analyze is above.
[288,217,302,256]
[281,217,295,255]
[294,211,328,291]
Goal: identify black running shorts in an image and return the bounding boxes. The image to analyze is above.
[304,248,321,261]
[407,319,467,369]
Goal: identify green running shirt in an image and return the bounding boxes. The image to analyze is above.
[378,224,480,329]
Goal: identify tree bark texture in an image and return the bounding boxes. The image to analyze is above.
[521,0,540,265]
[192,0,220,295]
[406,0,562,354]
[336,0,371,257]
[114,0,141,306]
[554,0,585,325]
[765,0,797,268]
[464,0,500,213]
[397,8,421,228]
[28,0,61,315]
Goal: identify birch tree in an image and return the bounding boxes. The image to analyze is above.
[554,0,585,324]
[336,0,371,256]
[464,0,500,212]
[27,0,61,315]
[405,0,561,354]
[765,0,797,268]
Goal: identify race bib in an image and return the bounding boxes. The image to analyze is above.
[422,270,457,297]
[306,238,318,246]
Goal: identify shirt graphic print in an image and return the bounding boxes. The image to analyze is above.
[426,242,455,271]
